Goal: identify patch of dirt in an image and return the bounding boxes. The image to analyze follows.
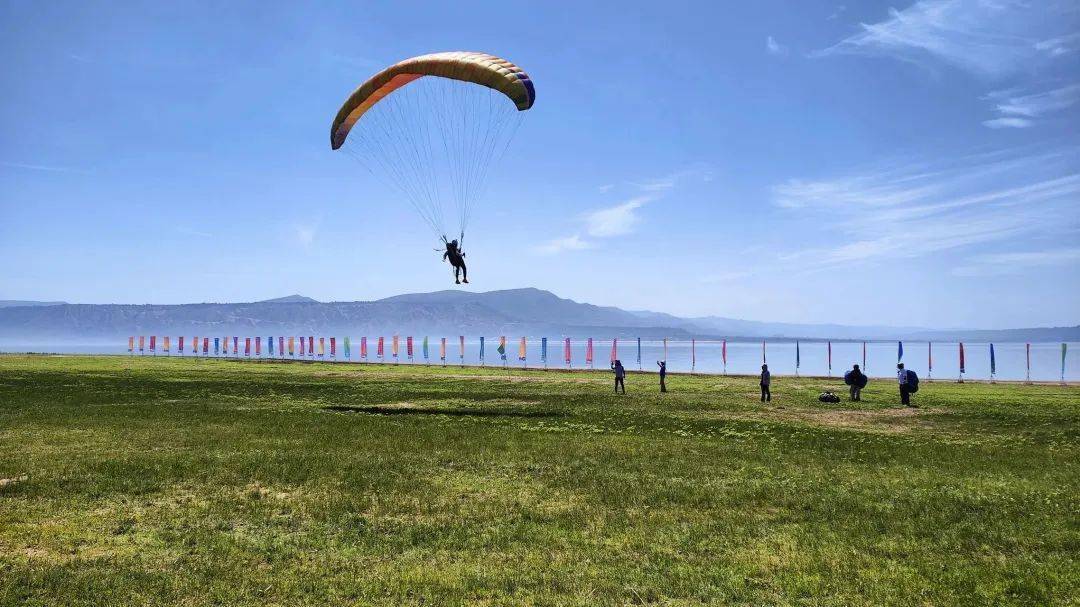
[0,475,29,488]
[787,407,923,433]
[322,400,558,419]
[693,406,927,434]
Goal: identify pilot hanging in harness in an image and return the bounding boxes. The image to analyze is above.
[442,237,468,284]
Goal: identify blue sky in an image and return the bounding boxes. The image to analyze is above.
[1,0,1078,329]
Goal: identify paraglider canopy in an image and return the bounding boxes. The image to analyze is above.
[331,51,535,150]
[330,51,534,241]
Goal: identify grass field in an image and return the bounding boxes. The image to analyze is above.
[1,355,1077,606]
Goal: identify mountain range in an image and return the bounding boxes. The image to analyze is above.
[0,288,1076,343]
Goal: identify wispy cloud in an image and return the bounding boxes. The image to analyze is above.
[177,227,213,238]
[699,270,753,284]
[982,83,1080,128]
[983,117,1034,129]
[814,0,1075,78]
[292,221,320,247]
[585,196,653,237]
[1035,32,1080,57]
[542,166,711,254]
[629,164,713,192]
[827,5,847,21]
[324,52,383,71]
[771,147,1080,272]
[766,36,788,56]
[953,247,1080,276]
[534,234,591,255]
[0,160,90,174]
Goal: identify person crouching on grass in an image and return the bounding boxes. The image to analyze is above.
[760,364,771,402]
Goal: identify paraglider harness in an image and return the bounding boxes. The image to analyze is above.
[439,234,466,267]
[843,370,869,389]
[818,391,841,403]
[905,370,919,393]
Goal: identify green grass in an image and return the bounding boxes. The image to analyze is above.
[1,355,1077,606]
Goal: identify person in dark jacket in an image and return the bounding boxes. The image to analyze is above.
[657,360,667,393]
[846,364,867,401]
[442,239,468,284]
[760,364,771,402]
[612,359,626,394]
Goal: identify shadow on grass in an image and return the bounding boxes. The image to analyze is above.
[322,405,562,419]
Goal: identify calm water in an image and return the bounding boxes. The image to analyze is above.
[2,339,1076,382]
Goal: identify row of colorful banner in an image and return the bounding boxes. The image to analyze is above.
[126,336,1070,381]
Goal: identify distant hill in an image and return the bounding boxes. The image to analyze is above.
[0,300,66,308]
[0,288,1075,343]
[257,295,320,304]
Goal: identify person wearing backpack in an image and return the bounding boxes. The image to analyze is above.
[845,364,867,401]
[897,363,918,408]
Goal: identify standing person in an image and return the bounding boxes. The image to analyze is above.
[612,359,626,394]
[897,363,916,407]
[845,364,867,402]
[657,360,667,393]
[760,364,771,402]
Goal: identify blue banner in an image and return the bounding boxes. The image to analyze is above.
[541,337,547,363]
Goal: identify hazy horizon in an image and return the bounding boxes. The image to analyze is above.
[2,287,1078,334]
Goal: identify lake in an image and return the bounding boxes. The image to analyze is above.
[2,339,1076,382]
